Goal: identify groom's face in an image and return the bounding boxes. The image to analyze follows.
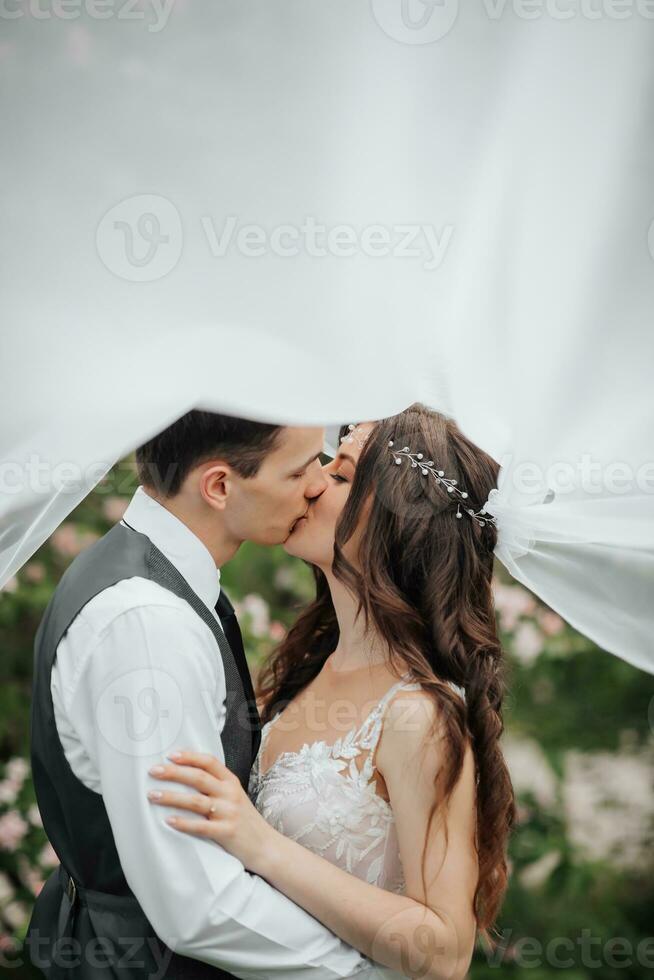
[224,426,328,546]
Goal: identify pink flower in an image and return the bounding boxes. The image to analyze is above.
[503,736,558,809]
[51,525,100,558]
[0,782,17,806]
[51,525,77,556]
[17,855,44,896]
[492,581,537,631]
[274,566,295,590]
[562,749,654,870]
[23,562,46,584]
[38,842,59,869]
[5,758,28,786]
[518,849,562,891]
[512,622,543,667]
[514,803,532,825]
[538,609,565,636]
[239,594,270,639]
[0,760,27,806]
[27,804,43,828]
[0,872,14,905]
[0,811,28,851]
[2,900,28,931]
[269,621,287,642]
[103,497,128,523]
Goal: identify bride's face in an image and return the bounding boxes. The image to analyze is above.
[283,422,375,569]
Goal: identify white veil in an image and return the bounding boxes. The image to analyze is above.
[1,4,653,674]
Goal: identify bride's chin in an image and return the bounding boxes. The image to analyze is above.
[282,531,302,557]
[283,522,314,558]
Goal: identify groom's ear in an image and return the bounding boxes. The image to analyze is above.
[197,460,233,511]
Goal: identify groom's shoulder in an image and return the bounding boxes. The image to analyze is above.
[87,574,188,614]
[55,577,218,671]
[55,535,201,635]
[74,576,202,637]
[55,576,220,687]
[49,522,216,647]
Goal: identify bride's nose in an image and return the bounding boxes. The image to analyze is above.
[305,461,328,500]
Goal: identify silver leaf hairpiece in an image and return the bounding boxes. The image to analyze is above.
[388,441,497,528]
[339,423,370,450]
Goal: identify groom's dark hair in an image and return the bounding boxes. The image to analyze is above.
[135,410,285,496]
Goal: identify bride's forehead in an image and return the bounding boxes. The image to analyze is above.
[337,421,377,459]
[342,421,376,437]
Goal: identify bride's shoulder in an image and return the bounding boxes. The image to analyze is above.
[387,674,465,715]
[381,684,444,736]
[376,679,466,772]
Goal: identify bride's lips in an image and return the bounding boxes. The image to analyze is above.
[289,510,310,535]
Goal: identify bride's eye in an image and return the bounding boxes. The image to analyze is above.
[330,474,348,484]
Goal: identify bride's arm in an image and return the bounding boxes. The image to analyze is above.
[257,692,478,980]
[148,691,478,980]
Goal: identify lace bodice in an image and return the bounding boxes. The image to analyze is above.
[248,672,466,895]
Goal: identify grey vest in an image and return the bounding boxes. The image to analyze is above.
[24,521,261,979]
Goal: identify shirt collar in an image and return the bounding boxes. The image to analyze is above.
[121,486,222,612]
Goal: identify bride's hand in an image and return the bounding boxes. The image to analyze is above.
[147,750,276,877]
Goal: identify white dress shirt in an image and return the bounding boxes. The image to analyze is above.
[50,486,378,979]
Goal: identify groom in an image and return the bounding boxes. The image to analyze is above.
[25,411,377,979]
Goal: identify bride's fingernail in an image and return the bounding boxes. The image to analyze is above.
[148,791,162,800]
[166,816,178,825]
[168,751,183,760]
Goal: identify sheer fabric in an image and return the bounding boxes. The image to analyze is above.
[1,7,653,674]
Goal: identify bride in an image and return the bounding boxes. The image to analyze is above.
[147,404,516,979]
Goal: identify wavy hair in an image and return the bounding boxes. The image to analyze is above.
[256,403,516,947]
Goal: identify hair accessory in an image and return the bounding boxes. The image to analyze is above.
[340,423,370,450]
[388,440,497,528]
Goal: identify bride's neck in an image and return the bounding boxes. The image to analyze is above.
[323,571,387,670]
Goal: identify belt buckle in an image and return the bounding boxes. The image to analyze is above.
[65,873,77,906]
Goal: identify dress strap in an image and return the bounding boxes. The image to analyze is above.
[353,673,466,778]
[354,673,422,760]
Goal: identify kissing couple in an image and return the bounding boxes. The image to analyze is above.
[26,402,515,980]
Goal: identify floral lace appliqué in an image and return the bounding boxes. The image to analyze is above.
[248,673,465,893]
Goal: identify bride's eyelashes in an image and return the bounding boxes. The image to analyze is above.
[330,474,348,484]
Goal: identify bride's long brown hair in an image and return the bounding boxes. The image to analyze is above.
[256,403,515,947]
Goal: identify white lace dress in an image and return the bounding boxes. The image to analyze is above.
[248,671,466,895]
